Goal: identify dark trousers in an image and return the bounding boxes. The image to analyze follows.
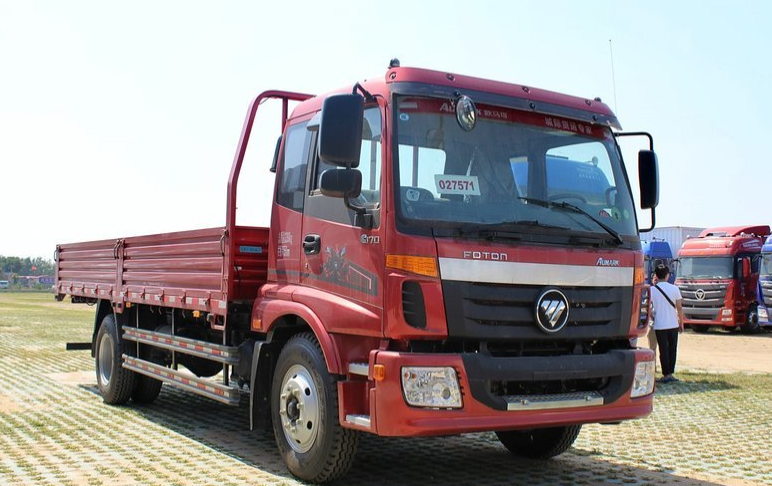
[655,328,679,376]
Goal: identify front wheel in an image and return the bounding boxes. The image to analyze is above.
[271,333,358,483]
[741,304,761,334]
[496,425,582,459]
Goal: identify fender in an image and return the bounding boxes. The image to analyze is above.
[254,297,343,375]
[91,299,115,357]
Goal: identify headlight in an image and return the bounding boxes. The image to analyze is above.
[631,361,655,398]
[401,366,462,409]
[722,309,733,316]
[759,307,769,320]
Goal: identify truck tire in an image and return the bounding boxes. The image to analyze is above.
[132,345,164,404]
[271,333,358,483]
[95,314,136,405]
[496,425,582,459]
[741,304,761,334]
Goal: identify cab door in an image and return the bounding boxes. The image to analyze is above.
[298,106,384,336]
[269,120,313,285]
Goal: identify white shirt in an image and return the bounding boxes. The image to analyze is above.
[651,281,682,331]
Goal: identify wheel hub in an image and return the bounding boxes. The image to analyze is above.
[98,333,114,386]
[279,364,320,453]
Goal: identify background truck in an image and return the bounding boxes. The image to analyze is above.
[55,62,659,483]
[642,240,675,284]
[645,226,704,254]
[676,225,770,333]
[757,235,772,328]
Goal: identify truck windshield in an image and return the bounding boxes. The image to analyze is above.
[676,257,734,279]
[761,254,772,278]
[393,96,637,239]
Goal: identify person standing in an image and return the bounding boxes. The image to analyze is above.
[650,264,685,383]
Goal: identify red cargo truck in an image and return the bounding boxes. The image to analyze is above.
[676,225,770,333]
[56,62,660,482]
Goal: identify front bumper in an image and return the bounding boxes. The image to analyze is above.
[369,348,654,437]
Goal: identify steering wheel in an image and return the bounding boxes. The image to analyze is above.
[548,193,587,204]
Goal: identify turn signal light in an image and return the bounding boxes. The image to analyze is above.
[373,364,386,381]
[386,254,438,278]
[634,265,645,286]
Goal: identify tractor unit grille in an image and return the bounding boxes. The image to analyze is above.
[761,280,772,308]
[677,282,728,321]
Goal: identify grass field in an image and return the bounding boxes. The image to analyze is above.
[1,292,771,486]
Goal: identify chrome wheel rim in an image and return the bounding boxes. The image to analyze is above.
[279,364,320,453]
[98,332,114,386]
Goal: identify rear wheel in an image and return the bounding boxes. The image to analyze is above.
[95,314,136,405]
[132,345,164,404]
[496,425,582,459]
[741,304,761,334]
[271,333,358,483]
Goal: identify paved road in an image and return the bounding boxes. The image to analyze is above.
[1,294,771,486]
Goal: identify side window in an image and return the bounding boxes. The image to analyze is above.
[311,107,382,205]
[357,108,383,204]
[277,122,311,211]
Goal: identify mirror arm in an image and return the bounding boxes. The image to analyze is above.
[639,208,656,233]
[352,83,376,103]
[343,195,373,229]
[614,131,654,151]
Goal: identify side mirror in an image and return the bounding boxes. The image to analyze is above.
[638,150,659,209]
[320,169,362,198]
[318,94,364,167]
[742,257,751,278]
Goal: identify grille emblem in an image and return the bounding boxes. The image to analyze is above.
[695,289,706,300]
[535,288,570,333]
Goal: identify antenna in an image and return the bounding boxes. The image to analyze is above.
[609,39,618,113]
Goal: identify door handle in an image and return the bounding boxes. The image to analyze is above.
[303,234,321,255]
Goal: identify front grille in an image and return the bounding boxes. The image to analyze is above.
[490,376,610,397]
[677,282,728,320]
[443,281,632,341]
[761,280,772,308]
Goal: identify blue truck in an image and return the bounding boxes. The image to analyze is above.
[757,235,772,328]
[643,240,675,284]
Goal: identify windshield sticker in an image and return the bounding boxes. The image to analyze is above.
[434,175,481,196]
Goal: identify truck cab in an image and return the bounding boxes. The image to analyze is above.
[643,240,675,284]
[676,225,770,333]
[757,235,772,327]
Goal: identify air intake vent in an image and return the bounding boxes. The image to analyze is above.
[402,281,427,329]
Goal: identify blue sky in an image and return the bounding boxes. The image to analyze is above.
[1,1,770,258]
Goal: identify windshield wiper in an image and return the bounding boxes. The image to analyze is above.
[518,197,624,245]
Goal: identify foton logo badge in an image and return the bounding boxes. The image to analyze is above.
[596,257,620,267]
[463,251,508,261]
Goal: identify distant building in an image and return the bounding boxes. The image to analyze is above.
[17,275,54,287]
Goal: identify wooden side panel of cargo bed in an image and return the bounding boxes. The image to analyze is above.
[56,226,269,316]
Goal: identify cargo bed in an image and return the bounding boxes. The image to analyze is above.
[55,226,269,316]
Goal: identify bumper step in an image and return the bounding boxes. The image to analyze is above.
[504,391,603,411]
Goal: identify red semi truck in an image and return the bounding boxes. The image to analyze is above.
[675,225,770,334]
[56,62,660,482]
